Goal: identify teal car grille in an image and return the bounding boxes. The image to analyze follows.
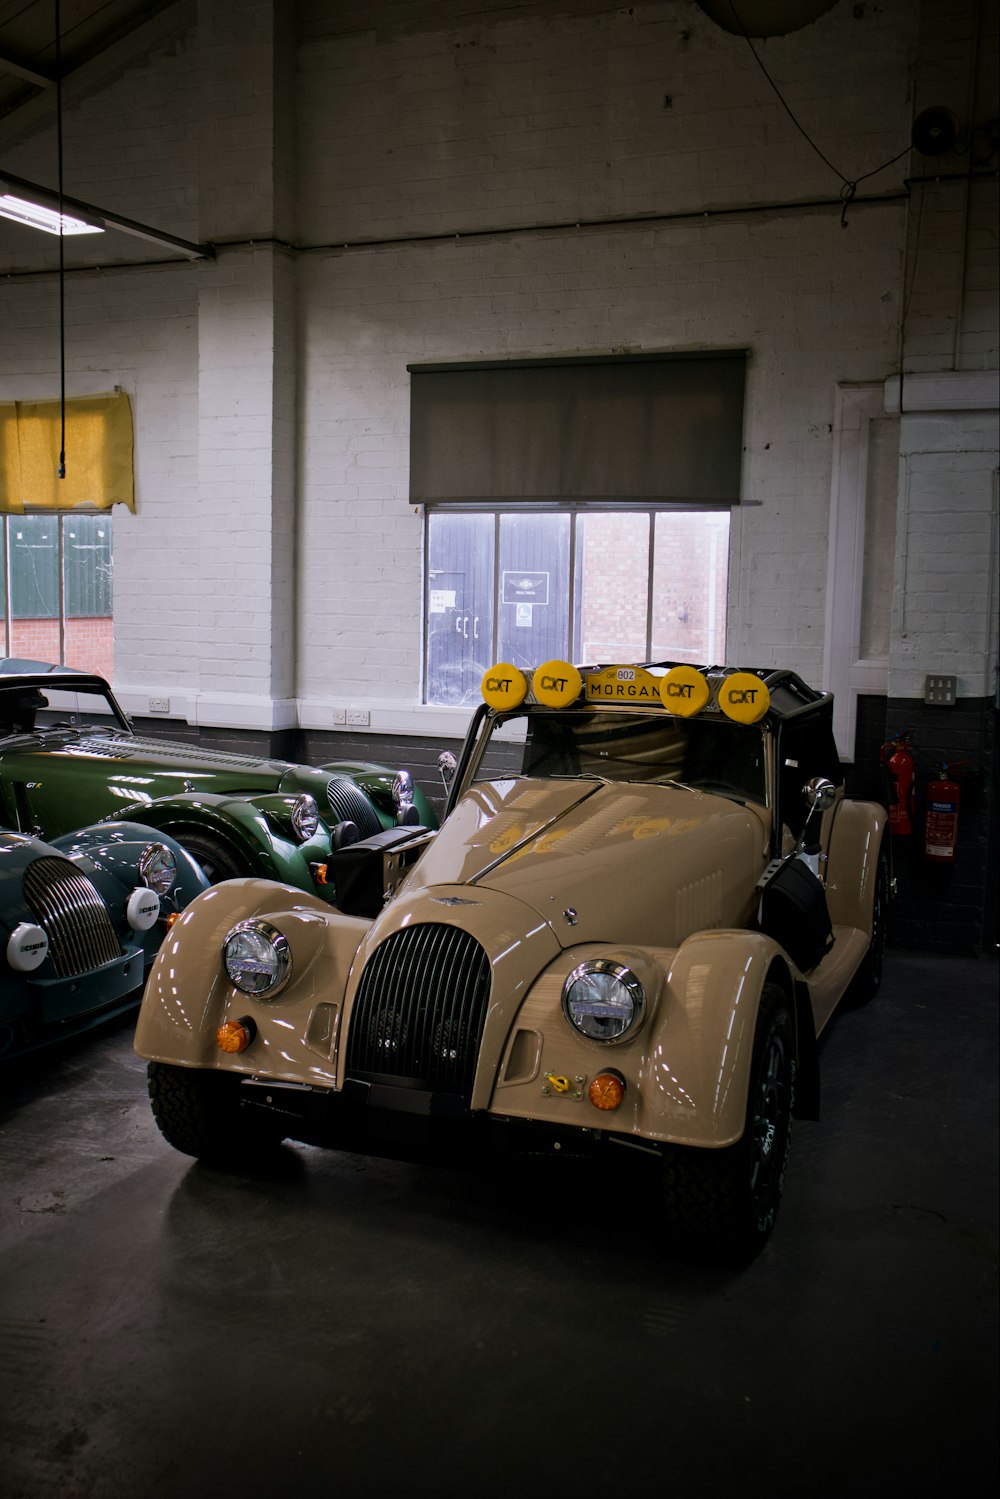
[23,857,123,978]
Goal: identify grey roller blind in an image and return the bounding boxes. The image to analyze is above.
[408,352,746,504]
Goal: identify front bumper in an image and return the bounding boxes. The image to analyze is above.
[236,1074,665,1167]
[13,945,148,1026]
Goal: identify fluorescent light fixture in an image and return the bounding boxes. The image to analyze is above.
[0,192,103,236]
[0,170,212,258]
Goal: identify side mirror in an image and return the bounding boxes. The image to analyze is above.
[802,776,838,814]
[437,750,457,789]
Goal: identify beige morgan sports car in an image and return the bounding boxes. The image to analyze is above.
[135,660,889,1260]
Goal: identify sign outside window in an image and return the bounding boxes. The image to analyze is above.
[502,571,549,606]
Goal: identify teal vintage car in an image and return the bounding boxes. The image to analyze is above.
[1,820,207,1060]
[0,659,435,899]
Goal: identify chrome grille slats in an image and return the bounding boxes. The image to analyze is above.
[436,927,472,1091]
[326,777,382,838]
[406,921,448,1071]
[23,857,123,979]
[346,924,491,1100]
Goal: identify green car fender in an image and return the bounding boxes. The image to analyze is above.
[109,792,330,888]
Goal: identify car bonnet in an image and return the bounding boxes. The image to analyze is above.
[399,777,770,948]
[19,729,301,797]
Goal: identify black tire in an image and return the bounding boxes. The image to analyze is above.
[844,844,889,1006]
[173,828,246,883]
[661,982,795,1263]
[147,1061,284,1161]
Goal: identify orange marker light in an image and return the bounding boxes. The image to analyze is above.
[165,912,182,928]
[216,1019,253,1054]
[588,1071,626,1111]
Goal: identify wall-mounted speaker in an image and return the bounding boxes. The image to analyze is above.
[911,106,959,156]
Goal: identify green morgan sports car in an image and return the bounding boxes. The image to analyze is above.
[1,820,208,1060]
[0,659,435,899]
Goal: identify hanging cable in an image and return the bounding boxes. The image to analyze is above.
[726,1,912,226]
[56,0,66,478]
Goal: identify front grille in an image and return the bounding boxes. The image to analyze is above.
[326,777,383,838]
[346,924,491,1100]
[23,857,124,979]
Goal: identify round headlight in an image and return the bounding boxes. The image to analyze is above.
[392,769,414,814]
[562,960,644,1043]
[290,792,320,842]
[222,919,291,999]
[138,842,177,896]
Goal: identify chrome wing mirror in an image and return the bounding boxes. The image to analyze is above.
[437,750,457,791]
[802,776,838,814]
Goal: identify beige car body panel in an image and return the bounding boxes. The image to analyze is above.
[135,767,887,1149]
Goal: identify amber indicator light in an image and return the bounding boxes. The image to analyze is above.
[216,1019,253,1054]
[165,912,182,927]
[588,1071,626,1111]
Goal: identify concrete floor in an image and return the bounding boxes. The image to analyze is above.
[0,952,996,1499]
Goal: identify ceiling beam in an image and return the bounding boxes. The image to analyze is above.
[0,0,192,146]
[0,48,55,88]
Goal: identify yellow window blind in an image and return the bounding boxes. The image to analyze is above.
[0,391,134,513]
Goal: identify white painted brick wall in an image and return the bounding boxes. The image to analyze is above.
[296,197,906,700]
[297,0,914,244]
[890,417,999,698]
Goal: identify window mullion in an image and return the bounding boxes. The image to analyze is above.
[568,509,577,661]
[491,511,500,664]
[2,520,9,656]
[645,511,654,662]
[57,517,66,664]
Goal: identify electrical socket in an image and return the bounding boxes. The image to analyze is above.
[924,674,957,705]
[347,708,370,727]
[332,708,347,726]
[148,697,170,713]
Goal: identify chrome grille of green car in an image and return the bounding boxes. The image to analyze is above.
[326,777,382,839]
[23,857,123,979]
[346,924,491,1101]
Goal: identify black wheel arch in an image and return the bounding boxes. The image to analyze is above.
[765,957,820,1121]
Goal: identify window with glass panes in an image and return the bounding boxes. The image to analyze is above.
[1,514,113,677]
[425,508,729,704]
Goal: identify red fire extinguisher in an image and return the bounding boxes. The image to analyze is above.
[881,733,915,835]
[924,761,962,863]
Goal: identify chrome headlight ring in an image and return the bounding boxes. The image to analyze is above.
[562,959,645,1044]
[290,792,320,842]
[222,918,291,1000]
[392,770,415,815]
[138,842,177,896]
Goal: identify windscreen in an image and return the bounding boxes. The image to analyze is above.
[471,708,767,805]
[0,682,123,737]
